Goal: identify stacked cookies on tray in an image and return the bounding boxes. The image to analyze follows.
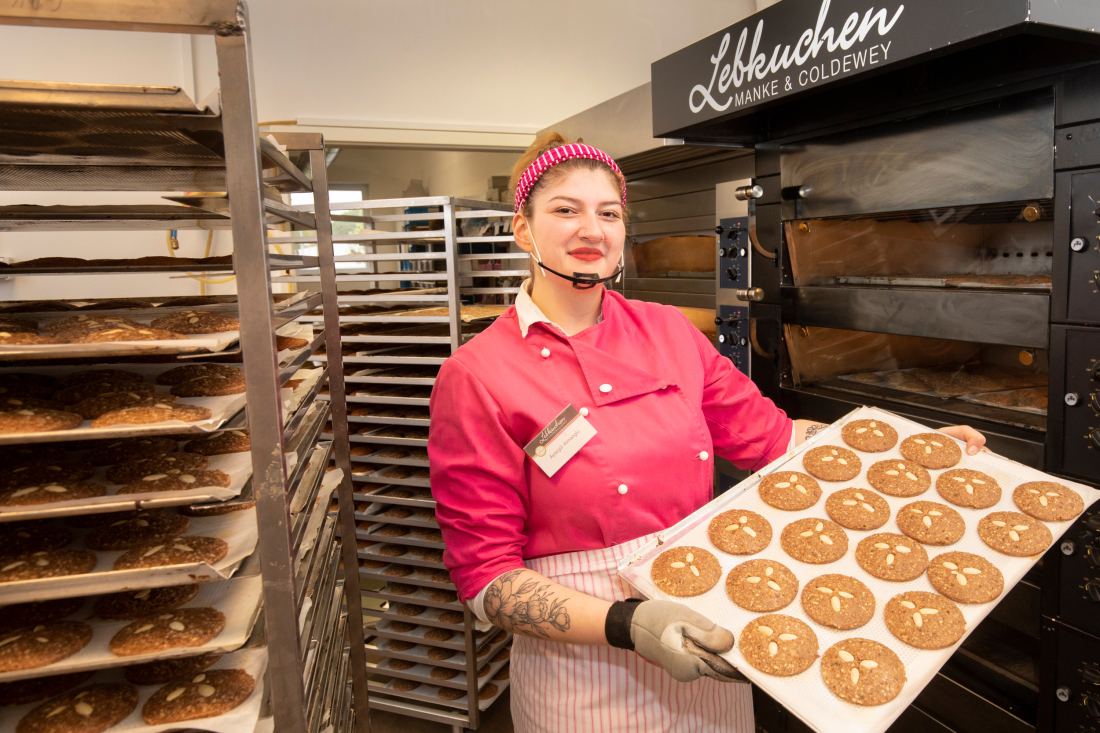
[629,406,1096,731]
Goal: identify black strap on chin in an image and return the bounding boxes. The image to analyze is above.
[538,260,624,290]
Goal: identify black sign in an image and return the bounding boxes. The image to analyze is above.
[650,0,1038,138]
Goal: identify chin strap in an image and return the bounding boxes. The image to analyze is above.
[527,221,625,290]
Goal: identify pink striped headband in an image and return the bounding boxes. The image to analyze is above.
[514,143,627,213]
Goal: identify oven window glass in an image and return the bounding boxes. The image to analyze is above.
[785,201,1053,289]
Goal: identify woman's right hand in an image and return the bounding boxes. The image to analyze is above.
[628,600,745,683]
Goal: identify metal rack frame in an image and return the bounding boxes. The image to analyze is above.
[0,4,366,733]
[277,197,517,732]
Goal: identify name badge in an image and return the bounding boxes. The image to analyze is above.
[523,404,597,478]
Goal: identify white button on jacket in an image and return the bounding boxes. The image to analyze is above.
[541,347,550,358]
[617,484,629,495]
[699,451,709,460]
[599,384,613,393]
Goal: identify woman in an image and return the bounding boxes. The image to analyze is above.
[428,134,985,731]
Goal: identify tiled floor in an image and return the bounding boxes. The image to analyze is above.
[364,688,514,733]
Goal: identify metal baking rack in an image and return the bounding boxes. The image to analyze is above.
[0,5,366,733]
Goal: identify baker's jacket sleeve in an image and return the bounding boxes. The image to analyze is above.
[687,318,793,471]
[428,357,529,604]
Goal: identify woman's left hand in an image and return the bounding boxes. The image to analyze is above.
[939,425,987,456]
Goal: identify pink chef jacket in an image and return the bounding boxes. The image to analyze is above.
[428,290,792,602]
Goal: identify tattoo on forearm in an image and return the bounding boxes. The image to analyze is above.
[483,569,571,638]
[804,423,828,439]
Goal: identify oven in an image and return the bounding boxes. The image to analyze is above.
[652,1,1100,729]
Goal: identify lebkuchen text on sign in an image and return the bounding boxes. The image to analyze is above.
[649,0,1034,137]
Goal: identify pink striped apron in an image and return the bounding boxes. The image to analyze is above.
[510,533,753,732]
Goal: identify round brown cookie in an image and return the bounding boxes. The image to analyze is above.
[707,509,772,554]
[386,582,417,596]
[928,552,1004,604]
[392,679,421,692]
[183,430,250,456]
[0,480,105,507]
[491,647,511,663]
[55,381,154,406]
[94,585,201,620]
[725,559,799,612]
[155,363,243,387]
[150,310,240,335]
[977,511,1052,557]
[1013,481,1085,522]
[780,518,849,564]
[0,444,66,467]
[759,471,822,511]
[45,316,141,338]
[425,628,455,642]
[803,445,862,482]
[0,332,57,345]
[884,591,966,650]
[821,638,906,706]
[85,511,191,551]
[0,396,65,413]
[935,468,1002,509]
[387,640,416,651]
[383,507,412,519]
[92,403,210,428]
[395,604,424,617]
[0,671,93,706]
[113,536,228,570]
[430,666,458,680]
[896,501,966,546]
[95,436,179,466]
[0,524,73,555]
[117,469,231,495]
[428,590,458,604]
[493,665,510,681]
[825,488,890,531]
[141,668,254,725]
[427,647,456,661]
[170,372,245,397]
[276,335,309,351]
[439,611,465,624]
[0,621,93,672]
[867,459,931,498]
[109,607,226,656]
[0,317,39,334]
[438,687,465,700]
[77,299,155,311]
[385,658,416,670]
[479,683,500,700]
[840,419,900,452]
[855,533,929,581]
[17,683,138,733]
[900,432,962,469]
[72,391,178,420]
[70,328,187,343]
[379,545,406,557]
[739,614,818,677]
[0,549,96,583]
[360,559,386,569]
[650,546,722,597]
[0,408,83,434]
[106,452,210,484]
[0,597,84,634]
[0,461,94,489]
[800,574,875,630]
[123,653,223,685]
[178,500,255,518]
[383,565,413,578]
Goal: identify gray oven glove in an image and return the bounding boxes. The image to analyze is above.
[605,599,746,683]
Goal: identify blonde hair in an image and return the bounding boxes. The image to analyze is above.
[508,132,627,221]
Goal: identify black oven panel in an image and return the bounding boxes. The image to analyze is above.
[1066,169,1100,325]
[717,218,750,373]
[1057,510,1100,638]
[1056,326,1100,482]
[1051,621,1100,732]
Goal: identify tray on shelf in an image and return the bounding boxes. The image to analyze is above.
[359,563,451,591]
[352,522,443,550]
[368,631,509,673]
[350,425,429,448]
[376,604,488,634]
[355,504,436,528]
[353,485,435,509]
[351,464,431,488]
[362,584,460,612]
[368,618,488,654]
[0,254,314,275]
[359,543,444,570]
[349,445,429,468]
[0,507,259,605]
[367,672,509,713]
[0,574,264,683]
[369,642,509,690]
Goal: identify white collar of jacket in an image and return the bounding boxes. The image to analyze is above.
[515,278,604,339]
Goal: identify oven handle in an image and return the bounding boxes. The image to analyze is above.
[749,318,776,359]
[748,198,777,260]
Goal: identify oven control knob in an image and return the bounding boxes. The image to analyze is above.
[1091,427,1100,451]
[1085,515,1100,531]
[1086,581,1100,602]
[727,266,740,281]
[718,248,727,258]
[735,288,765,302]
[1066,393,1080,406]
[1083,666,1100,685]
[1086,695,1100,718]
[1057,686,1072,702]
[718,335,726,344]
[1088,546,1100,568]
[1062,541,1077,556]
[1071,237,1087,252]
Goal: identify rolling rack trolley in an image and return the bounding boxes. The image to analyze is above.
[0,3,367,733]
[271,197,520,731]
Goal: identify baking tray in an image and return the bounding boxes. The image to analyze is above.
[0,574,263,683]
[835,275,1052,290]
[369,631,510,673]
[377,604,489,634]
[370,644,510,691]
[355,504,437,528]
[0,253,311,275]
[359,563,452,591]
[349,445,430,468]
[352,465,431,488]
[362,584,460,612]
[368,618,491,653]
[837,367,1047,399]
[0,363,249,445]
[0,507,259,605]
[0,647,268,733]
[0,451,252,524]
[958,388,1048,415]
[353,485,435,509]
[350,425,429,447]
[616,405,1099,733]
[353,524,443,550]
[359,544,445,570]
[346,366,438,386]
[347,414,431,428]
[368,672,509,712]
